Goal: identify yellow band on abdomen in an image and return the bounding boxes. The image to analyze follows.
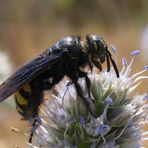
[15,92,28,105]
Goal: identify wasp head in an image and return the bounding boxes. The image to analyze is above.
[85,34,119,78]
[86,34,107,64]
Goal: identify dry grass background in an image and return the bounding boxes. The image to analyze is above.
[0,0,147,147]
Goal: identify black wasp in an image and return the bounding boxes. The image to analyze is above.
[0,34,119,142]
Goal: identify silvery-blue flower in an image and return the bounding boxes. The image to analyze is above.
[29,50,148,148]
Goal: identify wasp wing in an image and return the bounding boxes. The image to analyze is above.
[0,52,62,102]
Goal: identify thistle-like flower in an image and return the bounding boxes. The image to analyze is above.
[29,50,148,148]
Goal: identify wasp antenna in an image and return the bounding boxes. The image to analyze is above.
[107,51,119,78]
[106,53,110,72]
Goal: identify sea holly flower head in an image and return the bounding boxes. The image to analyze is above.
[29,50,148,148]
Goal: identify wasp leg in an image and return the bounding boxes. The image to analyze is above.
[28,116,42,143]
[66,81,73,87]
[62,81,73,98]
[68,74,93,114]
[42,74,64,90]
[74,80,94,114]
[78,70,91,98]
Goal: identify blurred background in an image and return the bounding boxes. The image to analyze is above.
[0,0,147,147]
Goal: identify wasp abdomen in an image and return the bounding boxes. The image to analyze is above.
[15,83,32,119]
